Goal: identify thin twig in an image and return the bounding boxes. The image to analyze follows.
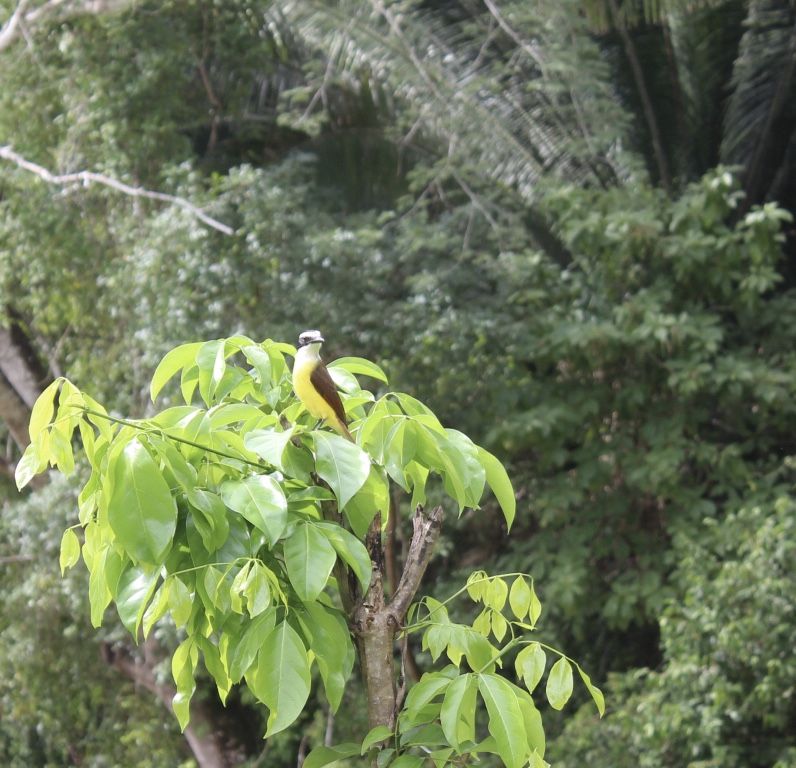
[0,146,235,235]
[0,554,33,563]
[0,0,29,51]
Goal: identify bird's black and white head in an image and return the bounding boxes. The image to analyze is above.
[298,329,324,349]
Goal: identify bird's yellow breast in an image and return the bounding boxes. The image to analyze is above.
[293,349,337,422]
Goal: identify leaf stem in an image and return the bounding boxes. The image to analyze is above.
[78,406,270,470]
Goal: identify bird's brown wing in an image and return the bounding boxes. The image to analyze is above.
[310,363,348,425]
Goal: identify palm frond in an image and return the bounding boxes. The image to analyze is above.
[273,0,632,197]
[720,0,796,207]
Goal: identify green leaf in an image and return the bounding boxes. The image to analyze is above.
[404,671,454,727]
[88,545,113,628]
[484,578,508,612]
[186,488,229,552]
[466,570,488,602]
[546,657,574,710]
[15,436,43,490]
[108,438,178,566]
[509,576,532,620]
[390,756,425,768]
[576,663,605,716]
[384,419,416,489]
[29,378,62,441]
[477,446,516,530]
[310,432,370,509]
[477,673,528,768]
[59,528,81,575]
[314,521,372,593]
[440,673,477,751]
[48,428,75,476]
[361,725,394,753]
[116,562,160,637]
[445,429,486,508]
[247,621,311,737]
[302,744,360,768]
[151,342,203,401]
[242,344,273,390]
[515,643,546,694]
[244,428,295,468]
[196,339,224,406]
[228,609,277,683]
[464,632,497,673]
[529,582,542,625]
[329,357,389,383]
[299,601,354,711]
[143,580,171,638]
[243,561,272,618]
[195,633,231,704]
[168,576,193,628]
[171,637,198,731]
[512,684,545,757]
[342,464,390,538]
[491,610,508,642]
[221,475,287,546]
[284,521,337,601]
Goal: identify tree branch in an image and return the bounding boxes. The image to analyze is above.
[0,0,29,52]
[389,504,443,621]
[0,146,235,235]
[1,0,134,52]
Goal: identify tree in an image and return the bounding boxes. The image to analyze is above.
[16,334,603,766]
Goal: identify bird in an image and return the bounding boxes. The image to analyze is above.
[292,330,354,441]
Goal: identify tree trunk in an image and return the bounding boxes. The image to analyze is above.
[351,506,443,731]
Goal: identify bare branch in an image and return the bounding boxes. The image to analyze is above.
[0,146,235,236]
[1,0,136,52]
[389,504,443,620]
[0,0,30,52]
[0,554,33,563]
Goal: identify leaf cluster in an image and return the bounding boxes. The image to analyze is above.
[305,572,602,768]
[17,334,515,743]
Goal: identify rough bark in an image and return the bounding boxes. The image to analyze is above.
[350,505,444,731]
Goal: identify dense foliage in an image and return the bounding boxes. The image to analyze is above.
[2,0,795,766]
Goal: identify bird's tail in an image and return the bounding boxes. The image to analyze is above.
[333,417,355,442]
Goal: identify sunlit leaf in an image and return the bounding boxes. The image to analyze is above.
[509,576,532,620]
[299,601,354,711]
[546,657,574,710]
[440,673,477,751]
[151,342,203,401]
[108,438,177,566]
[576,662,605,716]
[284,521,337,601]
[221,475,287,546]
[477,446,516,529]
[247,621,311,737]
[116,562,160,637]
[310,432,370,509]
[515,643,546,694]
[478,673,528,768]
[314,520,372,593]
[302,744,360,768]
[329,357,389,383]
[59,528,81,575]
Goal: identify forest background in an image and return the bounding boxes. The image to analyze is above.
[1,0,795,766]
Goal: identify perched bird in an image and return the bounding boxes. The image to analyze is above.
[292,330,354,441]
